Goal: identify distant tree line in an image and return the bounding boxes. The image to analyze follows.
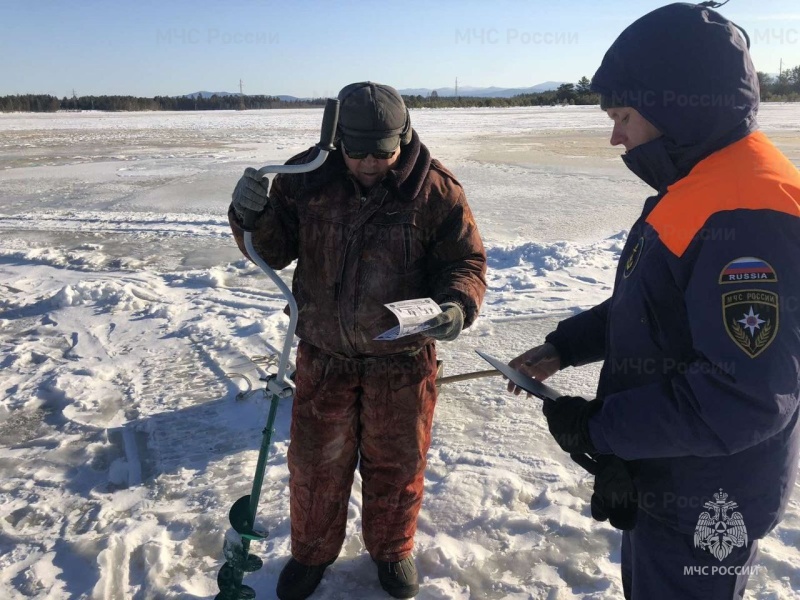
[406,69,800,108]
[2,68,799,113]
[403,77,599,108]
[0,95,62,112]
[758,67,800,101]
[0,93,328,113]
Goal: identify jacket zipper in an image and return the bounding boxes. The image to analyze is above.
[402,223,412,270]
[334,182,364,301]
[354,200,365,311]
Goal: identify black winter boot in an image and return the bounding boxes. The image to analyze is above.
[375,556,419,598]
[276,557,334,600]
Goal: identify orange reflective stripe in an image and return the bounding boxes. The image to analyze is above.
[646,131,800,257]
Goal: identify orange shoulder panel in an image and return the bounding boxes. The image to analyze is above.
[645,131,800,257]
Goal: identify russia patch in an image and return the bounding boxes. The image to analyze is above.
[719,257,777,284]
[722,289,779,358]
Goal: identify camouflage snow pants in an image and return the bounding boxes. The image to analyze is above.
[288,341,438,565]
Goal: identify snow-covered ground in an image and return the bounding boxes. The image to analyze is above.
[1,105,799,599]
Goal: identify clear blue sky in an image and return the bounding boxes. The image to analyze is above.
[1,0,798,98]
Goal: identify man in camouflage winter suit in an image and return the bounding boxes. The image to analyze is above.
[230,81,487,599]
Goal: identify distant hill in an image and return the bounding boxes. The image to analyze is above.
[398,82,567,98]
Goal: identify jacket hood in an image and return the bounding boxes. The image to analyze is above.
[591,2,759,187]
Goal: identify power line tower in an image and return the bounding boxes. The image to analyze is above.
[455,77,459,99]
[238,78,246,110]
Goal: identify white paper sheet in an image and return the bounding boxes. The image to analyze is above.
[374,298,442,341]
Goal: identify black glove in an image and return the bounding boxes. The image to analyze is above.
[570,453,638,530]
[542,396,603,455]
[424,302,464,342]
[232,167,270,223]
[591,455,639,530]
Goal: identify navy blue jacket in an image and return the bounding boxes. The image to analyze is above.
[547,3,800,538]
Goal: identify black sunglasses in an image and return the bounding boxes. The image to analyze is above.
[341,143,398,160]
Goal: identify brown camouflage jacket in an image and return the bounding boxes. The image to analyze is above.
[229,130,487,357]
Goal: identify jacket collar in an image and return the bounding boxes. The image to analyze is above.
[622,117,758,193]
[383,129,431,201]
[622,137,680,193]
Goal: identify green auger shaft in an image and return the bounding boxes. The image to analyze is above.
[215,393,281,600]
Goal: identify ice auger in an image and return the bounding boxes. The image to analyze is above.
[215,98,340,600]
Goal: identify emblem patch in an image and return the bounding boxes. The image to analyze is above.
[694,489,748,562]
[623,236,644,278]
[722,289,779,358]
[719,257,777,284]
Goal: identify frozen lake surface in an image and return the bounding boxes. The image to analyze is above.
[1,105,799,599]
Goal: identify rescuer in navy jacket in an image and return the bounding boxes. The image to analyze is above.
[508,4,800,599]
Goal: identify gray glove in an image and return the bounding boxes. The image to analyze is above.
[232,167,270,223]
[424,302,464,342]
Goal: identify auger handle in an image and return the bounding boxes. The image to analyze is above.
[240,99,340,230]
[242,98,340,384]
[316,98,339,152]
